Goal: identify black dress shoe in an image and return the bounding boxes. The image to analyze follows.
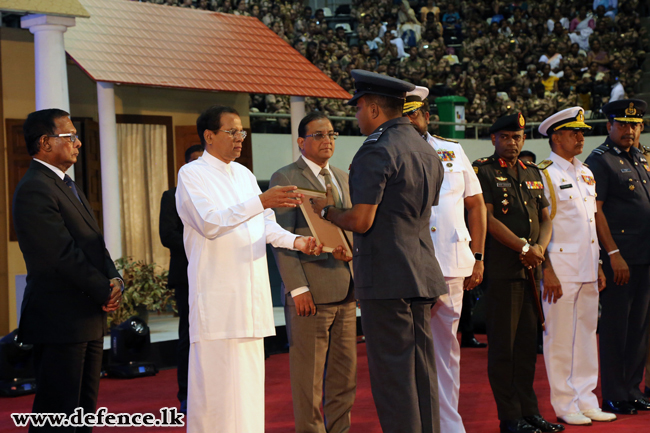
[461,337,487,348]
[499,419,541,433]
[603,400,637,415]
[523,415,565,432]
[632,396,650,410]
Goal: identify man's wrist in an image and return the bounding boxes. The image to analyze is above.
[321,205,334,220]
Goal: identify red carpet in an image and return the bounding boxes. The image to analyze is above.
[1,336,648,432]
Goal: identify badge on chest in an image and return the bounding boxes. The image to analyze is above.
[437,149,455,161]
[581,175,595,185]
[526,181,544,189]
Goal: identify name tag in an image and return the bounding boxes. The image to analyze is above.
[560,184,573,189]
[621,168,632,173]
[526,181,544,189]
[497,182,511,187]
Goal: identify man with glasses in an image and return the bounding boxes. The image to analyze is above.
[270,112,356,433]
[404,86,487,433]
[175,105,322,433]
[537,107,615,425]
[585,99,650,415]
[13,109,123,429]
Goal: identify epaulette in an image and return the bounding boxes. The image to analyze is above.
[431,134,459,144]
[591,144,609,155]
[473,157,494,166]
[523,160,539,169]
[537,160,553,170]
[363,130,384,144]
[642,144,650,155]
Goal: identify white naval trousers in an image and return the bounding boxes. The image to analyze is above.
[430,276,466,433]
[187,337,265,433]
[541,280,600,417]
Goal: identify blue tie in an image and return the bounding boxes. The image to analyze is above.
[63,174,82,203]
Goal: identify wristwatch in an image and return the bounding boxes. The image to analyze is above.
[474,252,484,261]
[521,242,531,254]
[321,205,333,220]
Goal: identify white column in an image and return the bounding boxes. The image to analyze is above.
[22,14,76,179]
[97,82,123,260]
[290,96,306,161]
[21,14,75,113]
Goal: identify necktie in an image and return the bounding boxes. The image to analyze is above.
[320,168,341,207]
[63,174,82,203]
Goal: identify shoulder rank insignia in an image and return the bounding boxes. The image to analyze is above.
[526,181,544,189]
[473,157,493,166]
[537,160,553,170]
[591,144,609,155]
[363,129,387,144]
[432,134,459,143]
[642,144,650,155]
[437,149,456,161]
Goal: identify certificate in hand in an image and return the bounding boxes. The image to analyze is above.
[295,188,352,257]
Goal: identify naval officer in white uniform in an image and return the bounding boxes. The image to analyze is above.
[404,86,487,433]
[537,107,616,426]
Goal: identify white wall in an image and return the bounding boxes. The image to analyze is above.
[251,133,620,180]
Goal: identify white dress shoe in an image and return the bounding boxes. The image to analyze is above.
[557,412,592,425]
[582,408,617,422]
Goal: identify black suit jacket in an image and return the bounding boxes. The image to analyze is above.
[159,187,188,290]
[13,160,120,344]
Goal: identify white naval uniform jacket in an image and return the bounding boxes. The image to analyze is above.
[540,151,599,282]
[427,133,483,277]
[176,151,298,343]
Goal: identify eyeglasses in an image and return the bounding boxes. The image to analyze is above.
[215,129,247,140]
[304,132,339,141]
[48,133,78,143]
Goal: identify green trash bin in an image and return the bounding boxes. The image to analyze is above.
[435,96,468,139]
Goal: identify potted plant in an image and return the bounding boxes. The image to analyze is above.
[108,257,175,328]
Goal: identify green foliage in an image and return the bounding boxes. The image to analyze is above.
[108,257,175,327]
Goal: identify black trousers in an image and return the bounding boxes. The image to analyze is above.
[30,339,103,432]
[600,263,650,401]
[359,298,440,433]
[174,284,190,403]
[486,279,540,421]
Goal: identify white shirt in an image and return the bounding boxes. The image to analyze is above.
[541,151,599,282]
[176,151,298,341]
[289,155,343,298]
[610,81,625,102]
[33,158,65,180]
[427,134,483,277]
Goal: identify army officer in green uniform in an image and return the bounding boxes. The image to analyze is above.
[473,113,562,433]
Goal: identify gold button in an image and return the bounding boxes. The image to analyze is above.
[644,180,647,184]
[529,238,532,242]
[590,218,593,222]
[622,230,625,233]
[560,248,563,252]
[520,183,522,187]
[524,201,527,205]
[592,240,595,243]
[584,198,588,201]
[635,162,639,165]
[569,195,573,199]
[504,193,508,197]
[431,227,436,232]
[529,218,532,222]
[630,178,633,182]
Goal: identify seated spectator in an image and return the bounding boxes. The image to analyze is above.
[526,83,556,122]
[398,9,422,48]
[569,6,595,51]
[540,63,560,92]
[539,42,563,72]
[547,8,570,33]
[400,46,426,84]
[564,42,587,74]
[556,78,580,111]
[609,74,626,102]
[420,0,440,23]
[586,38,610,72]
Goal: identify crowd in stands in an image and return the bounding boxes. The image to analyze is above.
[143,0,649,135]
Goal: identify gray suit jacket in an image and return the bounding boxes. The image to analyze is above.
[270,157,353,305]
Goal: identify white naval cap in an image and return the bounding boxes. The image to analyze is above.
[538,106,592,137]
[403,86,430,114]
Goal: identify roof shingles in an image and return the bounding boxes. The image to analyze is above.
[65,0,350,100]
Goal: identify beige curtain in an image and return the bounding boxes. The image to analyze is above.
[117,123,168,267]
